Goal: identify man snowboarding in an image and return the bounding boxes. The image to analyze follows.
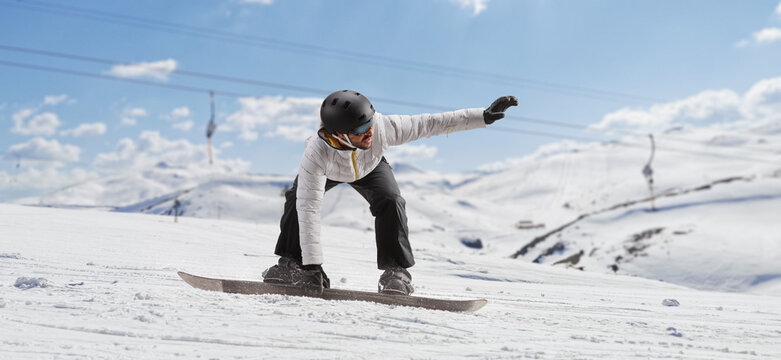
[263,90,517,295]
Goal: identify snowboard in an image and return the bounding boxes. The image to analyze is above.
[178,271,487,313]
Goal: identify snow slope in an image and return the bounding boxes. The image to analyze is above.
[2,204,780,359]
[20,120,781,296]
[460,136,781,295]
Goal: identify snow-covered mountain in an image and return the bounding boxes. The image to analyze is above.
[20,120,781,296]
[3,119,781,358]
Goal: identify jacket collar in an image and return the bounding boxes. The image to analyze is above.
[317,128,356,151]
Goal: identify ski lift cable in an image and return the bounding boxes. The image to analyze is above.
[2,44,777,157]
[0,59,252,98]
[0,45,333,96]
[6,0,663,103]
[0,45,459,111]
[0,60,778,166]
[1,0,664,104]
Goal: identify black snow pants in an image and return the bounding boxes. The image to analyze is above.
[274,157,415,270]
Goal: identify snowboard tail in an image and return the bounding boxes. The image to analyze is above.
[178,271,487,313]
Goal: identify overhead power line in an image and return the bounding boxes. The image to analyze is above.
[1,0,664,104]
[0,59,777,165]
[0,45,455,112]
[0,59,252,98]
[3,43,775,157]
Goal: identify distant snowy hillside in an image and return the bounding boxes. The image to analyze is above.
[454,124,781,294]
[15,121,781,295]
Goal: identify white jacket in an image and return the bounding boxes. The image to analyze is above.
[296,108,486,265]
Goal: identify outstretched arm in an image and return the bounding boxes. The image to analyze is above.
[381,96,518,147]
[381,108,483,147]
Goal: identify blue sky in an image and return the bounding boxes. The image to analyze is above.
[2,0,781,201]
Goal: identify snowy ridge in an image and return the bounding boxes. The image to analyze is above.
[18,121,781,296]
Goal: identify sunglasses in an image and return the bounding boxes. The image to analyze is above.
[349,118,374,135]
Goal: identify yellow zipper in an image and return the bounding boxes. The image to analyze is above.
[351,150,359,181]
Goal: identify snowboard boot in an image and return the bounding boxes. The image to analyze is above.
[262,257,330,294]
[300,264,331,295]
[262,257,304,285]
[378,267,414,295]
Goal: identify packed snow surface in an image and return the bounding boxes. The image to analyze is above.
[1,204,780,359]
[3,119,781,358]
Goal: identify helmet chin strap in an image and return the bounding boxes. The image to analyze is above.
[334,133,357,150]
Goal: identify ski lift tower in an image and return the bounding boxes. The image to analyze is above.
[643,134,656,211]
[206,91,217,165]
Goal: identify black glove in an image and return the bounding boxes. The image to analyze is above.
[300,264,330,295]
[483,96,518,124]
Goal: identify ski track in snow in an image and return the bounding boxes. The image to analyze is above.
[1,204,780,359]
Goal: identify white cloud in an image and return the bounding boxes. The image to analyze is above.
[109,59,178,81]
[450,0,488,15]
[238,130,259,141]
[265,124,314,142]
[121,107,147,126]
[591,89,743,132]
[94,131,206,170]
[220,141,234,148]
[240,0,273,4]
[224,95,321,141]
[94,132,249,173]
[12,108,35,125]
[12,111,62,136]
[736,2,781,47]
[137,131,184,153]
[735,39,751,48]
[166,106,193,131]
[592,76,781,133]
[115,138,137,159]
[170,106,191,118]
[0,167,96,201]
[173,120,195,131]
[478,141,586,172]
[385,144,438,162]
[752,27,781,44]
[5,137,80,163]
[484,77,781,173]
[43,94,70,106]
[744,76,781,115]
[61,123,108,137]
[126,107,148,117]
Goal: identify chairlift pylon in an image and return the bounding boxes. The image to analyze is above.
[206,91,217,165]
[643,134,656,211]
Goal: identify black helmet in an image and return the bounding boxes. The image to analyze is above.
[320,90,375,134]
